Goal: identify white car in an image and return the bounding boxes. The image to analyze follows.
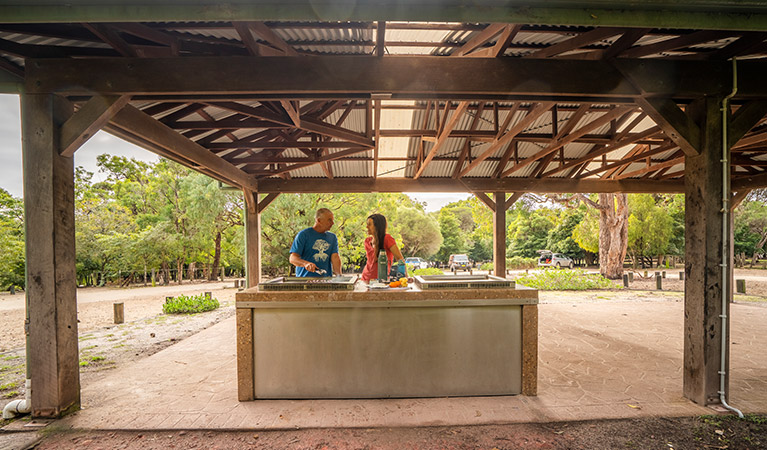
[538,251,574,269]
[404,257,428,270]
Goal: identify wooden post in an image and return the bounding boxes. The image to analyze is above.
[628,272,634,282]
[662,270,666,278]
[683,96,729,406]
[736,279,746,294]
[680,271,685,280]
[244,190,261,288]
[622,274,629,288]
[113,303,124,324]
[493,192,506,278]
[22,93,80,417]
[521,303,538,396]
[656,273,662,290]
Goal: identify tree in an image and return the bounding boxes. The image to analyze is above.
[507,209,555,258]
[434,209,466,263]
[0,188,25,290]
[394,207,442,258]
[627,194,673,268]
[568,193,627,279]
[547,207,586,262]
[734,200,767,267]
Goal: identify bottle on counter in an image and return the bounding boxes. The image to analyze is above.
[377,249,388,281]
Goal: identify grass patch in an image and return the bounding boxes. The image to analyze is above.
[81,344,98,350]
[735,294,767,304]
[78,335,96,342]
[412,268,445,276]
[2,391,19,399]
[2,355,20,361]
[515,269,622,290]
[0,381,18,390]
[163,293,220,314]
[89,356,105,362]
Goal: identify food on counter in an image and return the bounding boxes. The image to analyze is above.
[389,280,401,288]
[399,277,408,287]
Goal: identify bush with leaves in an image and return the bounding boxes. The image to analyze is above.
[515,269,620,290]
[412,267,445,276]
[163,293,220,314]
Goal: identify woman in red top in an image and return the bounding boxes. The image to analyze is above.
[362,213,405,283]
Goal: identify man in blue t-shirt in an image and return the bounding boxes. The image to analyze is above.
[289,208,342,277]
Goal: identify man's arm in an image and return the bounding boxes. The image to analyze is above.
[331,253,342,276]
[290,252,318,273]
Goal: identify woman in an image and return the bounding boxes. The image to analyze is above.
[362,213,405,283]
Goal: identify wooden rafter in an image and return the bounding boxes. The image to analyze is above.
[614,156,685,179]
[501,106,635,178]
[111,23,179,55]
[414,101,469,179]
[602,28,651,59]
[635,97,701,156]
[541,125,661,178]
[452,102,486,178]
[578,142,678,178]
[83,23,136,57]
[373,99,381,178]
[474,192,496,212]
[525,27,625,58]
[458,101,555,178]
[60,95,131,157]
[621,30,733,58]
[376,21,386,56]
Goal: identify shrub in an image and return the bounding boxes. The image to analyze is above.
[163,293,220,314]
[480,262,493,271]
[515,269,621,290]
[412,267,445,276]
[506,257,538,270]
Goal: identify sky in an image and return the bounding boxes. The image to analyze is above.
[0,94,469,212]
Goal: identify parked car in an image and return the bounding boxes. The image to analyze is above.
[448,254,471,272]
[404,257,429,270]
[538,250,574,269]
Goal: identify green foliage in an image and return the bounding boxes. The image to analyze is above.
[479,262,493,271]
[394,207,442,258]
[572,202,600,254]
[546,208,585,258]
[434,208,466,262]
[0,188,25,290]
[412,267,444,276]
[506,257,538,269]
[507,209,555,257]
[627,194,673,260]
[734,200,767,261]
[515,269,621,290]
[162,293,220,314]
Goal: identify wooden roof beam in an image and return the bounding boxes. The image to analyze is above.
[636,97,701,156]
[414,101,469,179]
[501,105,634,177]
[257,177,684,194]
[458,101,555,178]
[525,27,625,59]
[60,94,131,157]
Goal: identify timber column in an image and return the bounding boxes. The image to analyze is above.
[243,190,261,287]
[684,96,729,405]
[493,192,506,277]
[22,94,80,417]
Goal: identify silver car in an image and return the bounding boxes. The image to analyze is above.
[538,251,574,269]
[404,257,428,270]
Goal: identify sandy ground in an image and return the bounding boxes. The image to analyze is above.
[0,280,238,353]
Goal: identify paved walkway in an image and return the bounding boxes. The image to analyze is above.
[54,299,767,430]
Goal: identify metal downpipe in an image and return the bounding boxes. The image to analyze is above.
[719,58,743,418]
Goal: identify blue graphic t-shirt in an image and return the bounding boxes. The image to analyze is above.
[290,227,339,277]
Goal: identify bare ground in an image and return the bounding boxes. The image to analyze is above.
[21,414,767,449]
[1,273,766,449]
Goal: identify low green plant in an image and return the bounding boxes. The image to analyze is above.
[515,269,621,290]
[3,391,19,398]
[163,293,220,314]
[90,356,105,362]
[506,257,538,270]
[412,268,444,276]
[0,381,18,390]
[480,262,493,271]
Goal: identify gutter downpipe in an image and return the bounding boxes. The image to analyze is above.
[720,57,744,418]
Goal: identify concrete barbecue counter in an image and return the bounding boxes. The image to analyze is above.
[236,281,538,400]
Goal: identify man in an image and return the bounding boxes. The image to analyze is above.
[289,208,342,277]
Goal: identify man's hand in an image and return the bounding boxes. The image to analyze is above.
[304,262,318,273]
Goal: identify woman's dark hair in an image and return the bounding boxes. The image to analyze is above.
[368,213,388,251]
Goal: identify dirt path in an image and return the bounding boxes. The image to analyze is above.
[0,281,236,352]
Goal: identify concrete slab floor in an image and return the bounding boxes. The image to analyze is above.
[43,299,767,430]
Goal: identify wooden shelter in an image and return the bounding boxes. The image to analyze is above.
[3,0,767,417]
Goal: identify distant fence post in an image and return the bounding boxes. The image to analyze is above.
[679,271,685,280]
[656,273,662,290]
[622,274,629,288]
[113,303,124,324]
[628,272,634,282]
[736,279,746,294]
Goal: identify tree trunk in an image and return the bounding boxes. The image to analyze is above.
[161,261,170,285]
[176,259,183,285]
[598,193,628,279]
[210,231,222,281]
[188,262,196,282]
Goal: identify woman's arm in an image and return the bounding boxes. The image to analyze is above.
[388,243,404,262]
